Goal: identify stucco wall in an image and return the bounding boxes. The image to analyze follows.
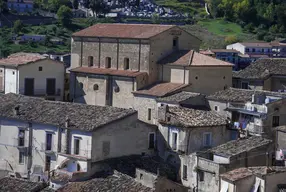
[265,172,286,192]
[4,68,18,94]
[160,65,189,84]
[91,115,155,162]
[18,59,65,100]
[187,66,232,95]
[134,95,157,124]
[208,100,230,118]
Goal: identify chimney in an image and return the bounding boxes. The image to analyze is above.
[14,106,20,115]
[158,104,169,122]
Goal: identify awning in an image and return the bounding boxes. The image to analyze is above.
[220,181,228,192]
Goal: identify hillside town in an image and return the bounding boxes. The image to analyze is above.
[0,22,286,192]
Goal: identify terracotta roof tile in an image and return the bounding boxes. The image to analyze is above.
[133,82,189,97]
[72,23,175,39]
[70,67,147,77]
[158,50,233,67]
[159,106,227,128]
[0,52,46,67]
[0,177,47,191]
[233,58,286,79]
[220,167,253,182]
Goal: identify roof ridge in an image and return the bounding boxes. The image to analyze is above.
[189,50,195,65]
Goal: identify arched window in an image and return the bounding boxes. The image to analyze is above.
[124,58,130,70]
[88,56,94,67]
[105,57,111,68]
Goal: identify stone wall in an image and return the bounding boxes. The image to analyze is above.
[134,95,158,124]
[91,115,156,162]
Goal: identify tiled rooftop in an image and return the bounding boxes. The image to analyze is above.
[221,166,286,182]
[158,50,233,67]
[133,82,188,97]
[70,67,147,78]
[233,58,286,79]
[0,52,47,67]
[160,106,227,128]
[210,136,272,157]
[220,167,253,182]
[0,177,47,192]
[72,23,174,39]
[240,42,272,47]
[156,91,201,104]
[57,171,154,192]
[0,93,136,132]
[207,88,286,103]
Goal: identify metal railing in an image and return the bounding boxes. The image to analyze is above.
[59,146,92,159]
[19,88,61,96]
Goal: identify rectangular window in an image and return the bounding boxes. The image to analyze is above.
[214,106,219,111]
[171,132,178,150]
[203,133,212,147]
[18,129,25,146]
[46,133,52,151]
[74,138,80,155]
[198,170,204,181]
[147,108,151,121]
[241,82,249,89]
[39,66,43,71]
[19,151,25,164]
[183,165,187,180]
[149,133,155,149]
[272,116,280,127]
[88,56,94,67]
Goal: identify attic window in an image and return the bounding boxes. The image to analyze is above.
[93,84,99,91]
[223,76,225,79]
[39,66,43,71]
[12,71,15,75]
[195,76,198,80]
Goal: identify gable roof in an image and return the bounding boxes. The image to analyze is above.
[209,136,272,158]
[72,23,175,39]
[0,52,62,67]
[159,106,227,128]
[0,93,136,132]
[0,52,46,67]
[233,58,286,79]
[158,50,233,67]
[156,91,201,104]
[133,82,189,97]
[207,88,286,103]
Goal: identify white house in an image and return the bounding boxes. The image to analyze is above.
[0,52,65,101]
[0,93,156,186]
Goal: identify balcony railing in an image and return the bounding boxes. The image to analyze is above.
[19,88,61,96]
[14,138,28,148]
[59,146,92,159]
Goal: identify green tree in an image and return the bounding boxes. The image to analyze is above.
[89,0,107,17]
[57,5,72,26]
[13,20,24,34]
[151,14,160,24]
[225,35,238,44]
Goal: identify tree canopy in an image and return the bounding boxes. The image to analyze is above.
[57,5,72,26]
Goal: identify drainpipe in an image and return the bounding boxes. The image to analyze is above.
[65,117,70,154]
[116,39,119,70]
[138,39,141,71]
[27,122,33,180]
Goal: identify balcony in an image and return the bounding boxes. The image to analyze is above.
[14,138,28,148]
[19,88,61,97]
[59,146,91,160]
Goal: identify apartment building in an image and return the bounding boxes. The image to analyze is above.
[0,93,156,182]
[69,23,233,108]
[207,88,286,139]
[0,52,65,101]
[233,58,286,92]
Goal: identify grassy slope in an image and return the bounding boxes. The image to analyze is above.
[184,19,256,49]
